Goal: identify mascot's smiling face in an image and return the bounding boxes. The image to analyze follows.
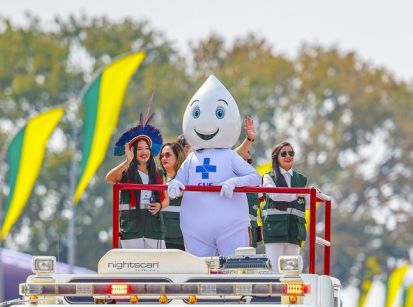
[183,75,241,149]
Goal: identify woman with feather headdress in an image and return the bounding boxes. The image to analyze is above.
[106,95,168,249]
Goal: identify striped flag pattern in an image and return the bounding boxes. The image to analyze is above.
[73,51,146,204]
[1,108,64,240]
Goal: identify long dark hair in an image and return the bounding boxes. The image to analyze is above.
[271,141,294,187]
[121,138,161,208]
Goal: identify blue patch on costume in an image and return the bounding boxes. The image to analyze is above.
[196,158,217,179]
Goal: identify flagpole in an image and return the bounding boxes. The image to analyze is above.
[64,48,110,269]
[66,50,151,270]
[0,107,64,301]
[0,248,3,302]
[64,51,136,272]
[66,100,80,273]
[0,116,22,299]
[0,166,6,301]
[64,50,109,270]
[0,139,8,301]
[0,189,5,302]
[0,113,46,301]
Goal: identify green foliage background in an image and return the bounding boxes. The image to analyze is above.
[1,15,413,287]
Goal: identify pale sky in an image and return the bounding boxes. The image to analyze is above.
[2,0,413,83]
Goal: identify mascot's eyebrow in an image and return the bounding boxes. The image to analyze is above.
[218,99,228,106]
[190,99,200,107]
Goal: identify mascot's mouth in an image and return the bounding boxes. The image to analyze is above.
[195,129,219,140]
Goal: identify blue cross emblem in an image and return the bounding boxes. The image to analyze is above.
[196,158,217,179]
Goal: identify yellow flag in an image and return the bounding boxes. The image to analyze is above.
[1,108,64,240]
[386,264,410,307]
[73,51,146,204]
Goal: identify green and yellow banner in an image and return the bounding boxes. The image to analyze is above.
[73,51,146,204]
[358,263,413,307]
[403,283,413,307]
[386,264,410,307]
[1,108,64,240]
[358,256,382,306]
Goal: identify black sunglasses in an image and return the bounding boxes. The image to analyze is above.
[280,150,295,157]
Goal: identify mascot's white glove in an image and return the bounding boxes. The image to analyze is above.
[219,177,240,199]
[167,180,185,199]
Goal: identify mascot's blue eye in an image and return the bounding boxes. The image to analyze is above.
[215,106,225,119]
[192,106,201,119]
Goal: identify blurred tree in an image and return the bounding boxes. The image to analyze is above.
[0,16,83,116]
[1,16,413,286]
[53,15,191,268]
[0,15,190,269]
[190,37,413,284]
[0,15,83,261]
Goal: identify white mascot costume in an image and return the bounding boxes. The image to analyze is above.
[168,75,261,257]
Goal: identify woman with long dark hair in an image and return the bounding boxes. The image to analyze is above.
[159,142,186,250]
[262,141,307,272]
[106,120,167,249]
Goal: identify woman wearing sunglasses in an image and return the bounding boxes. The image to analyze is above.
[262,141,307,272]
[159,142,186,250]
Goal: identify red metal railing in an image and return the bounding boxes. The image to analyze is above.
[112,184,332,275]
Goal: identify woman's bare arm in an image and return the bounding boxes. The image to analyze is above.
[106,159,130,183]
[234,116,256,157]
[106,143,133,183]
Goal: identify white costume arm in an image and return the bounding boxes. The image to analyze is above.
[168,153,191,199]
[219,151,261,198]
[167,180,185,199]
[262,174,297,202]
[231,151,261,186]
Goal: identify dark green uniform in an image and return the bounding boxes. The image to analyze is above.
[247,193,261,247]
[163,196,185,249]
[160,168,184,250]
[262,170,307,246]
[119,190,165,240]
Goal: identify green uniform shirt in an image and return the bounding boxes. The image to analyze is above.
[163,196,184,245]
[263,170,307,246]
[161,169,184,246]
[247,193,261,248]
[119,190,165,240]
[247,193,260,228]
